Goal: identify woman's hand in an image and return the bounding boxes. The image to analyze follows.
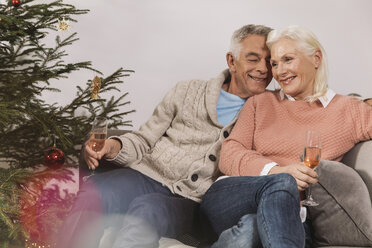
[268,163,318,191]
[84,138,122,170]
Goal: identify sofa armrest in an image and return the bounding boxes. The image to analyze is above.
[342,140,372,201]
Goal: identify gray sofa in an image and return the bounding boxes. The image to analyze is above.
[342,140,372,201]
[79,131,372,248]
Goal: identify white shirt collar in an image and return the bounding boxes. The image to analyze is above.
[279,89,336,108]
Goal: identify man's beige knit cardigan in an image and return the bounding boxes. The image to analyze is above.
[110,70,237,202]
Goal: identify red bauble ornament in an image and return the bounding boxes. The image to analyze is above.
[44,147,65,167]
[11,0,21,7]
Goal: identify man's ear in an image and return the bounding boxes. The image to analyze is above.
[226,52,236,72]
[313,49,322,69]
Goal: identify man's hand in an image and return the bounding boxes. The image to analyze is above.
[84,138,122,170]
[268,163,318,191]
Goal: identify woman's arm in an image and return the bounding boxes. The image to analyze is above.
[219,95,317,191]
[219,97,273,176]
[353,98,372,141]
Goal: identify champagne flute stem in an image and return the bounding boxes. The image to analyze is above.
[307,185,312,199]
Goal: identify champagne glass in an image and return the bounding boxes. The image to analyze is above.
[89,116,108,152]
[301,130,321,206]
[83,117,107,181]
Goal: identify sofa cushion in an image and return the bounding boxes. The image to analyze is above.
[309,160,372,247]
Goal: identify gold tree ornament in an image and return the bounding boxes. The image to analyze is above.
[57,17,70,32]
[91,76,101,99]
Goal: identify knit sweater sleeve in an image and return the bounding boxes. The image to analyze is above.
[110,82,184,166]
[219,96,274,176]
[350,98,372,142]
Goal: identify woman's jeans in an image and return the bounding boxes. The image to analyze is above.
[55,167,198,248]
[200,174,306,248]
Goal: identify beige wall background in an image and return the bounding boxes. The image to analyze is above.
[39,0,372,129]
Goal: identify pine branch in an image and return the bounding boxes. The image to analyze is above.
[0,0,135,242]
[0,0,134,169]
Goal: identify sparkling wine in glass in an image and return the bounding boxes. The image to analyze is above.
[301,130,321,206]
[89,117,108,152]
[304,146,321,169]
[83,117,107,181]
[89,132,107,152]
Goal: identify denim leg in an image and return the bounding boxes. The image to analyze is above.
[94,168,171,216]
[211,214,262,248]
[211,214,311,248]
[112,193,199,248]
[303,218,313,248]
[257,174,304,248]
[54,178,104,248]
[201,174,304,248]
[55,168,172,248]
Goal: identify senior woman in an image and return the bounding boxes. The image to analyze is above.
[201,25,372,248]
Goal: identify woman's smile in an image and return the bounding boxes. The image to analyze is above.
[280,76,297,85]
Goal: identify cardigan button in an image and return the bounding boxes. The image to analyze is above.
[191,174,198,182]
[223,131,229,138]
[209,154,216,162]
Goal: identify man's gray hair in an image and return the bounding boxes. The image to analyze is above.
[229,24,273,59]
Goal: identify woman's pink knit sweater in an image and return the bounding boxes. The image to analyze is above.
[220,90,372,177]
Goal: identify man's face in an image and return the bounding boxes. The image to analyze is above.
[228,34,272,98]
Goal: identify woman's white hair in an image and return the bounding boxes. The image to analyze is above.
[229,24,272,60]
[266,25,328,102]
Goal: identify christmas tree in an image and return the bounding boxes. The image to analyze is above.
[0,0,134,246]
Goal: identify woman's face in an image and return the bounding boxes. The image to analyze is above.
[270,38,320,100]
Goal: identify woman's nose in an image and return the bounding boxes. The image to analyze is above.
[276,63,287,77]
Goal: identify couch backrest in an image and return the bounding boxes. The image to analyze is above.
[342,140,372,201]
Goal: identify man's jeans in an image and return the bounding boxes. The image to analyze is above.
[55,168,198,248]
[200,174,305,248]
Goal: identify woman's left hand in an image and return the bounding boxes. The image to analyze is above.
[268,163,318,191]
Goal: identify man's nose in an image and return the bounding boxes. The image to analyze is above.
[257,59,268,74]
